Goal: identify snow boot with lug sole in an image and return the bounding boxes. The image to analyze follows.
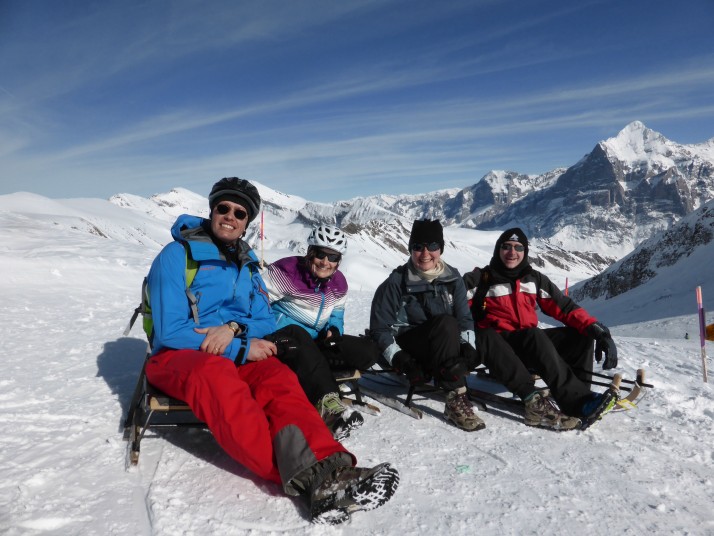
[580,389,619,430]
[444,386,486,431]
[316,392,364,441]
[310,462,400,525]
[523,390,581,431]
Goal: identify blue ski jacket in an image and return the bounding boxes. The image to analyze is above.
[147,214,276,363]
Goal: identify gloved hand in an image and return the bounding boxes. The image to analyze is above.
[392,350,428,385]
[460,343,481,371]
[587,321,618,370]
[265,335,298,360]
[438,355,468,382]
[318,326,342,347]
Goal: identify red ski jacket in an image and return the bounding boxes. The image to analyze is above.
[463,267,597,334]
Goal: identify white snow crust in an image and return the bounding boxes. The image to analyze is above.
[2,190,714,535]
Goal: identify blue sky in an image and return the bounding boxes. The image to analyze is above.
[1,0,713,203]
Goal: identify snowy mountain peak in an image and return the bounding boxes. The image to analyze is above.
[601,121,674,165]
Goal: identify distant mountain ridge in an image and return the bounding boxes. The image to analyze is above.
[477,121,714,252]
[103,121,713,278]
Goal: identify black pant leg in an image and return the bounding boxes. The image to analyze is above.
[396,314,464,390]
[320,334,380,371]
[544,327,594,382]
[502,328,592,416]
[272,325,339,405]
[476,328,536,400]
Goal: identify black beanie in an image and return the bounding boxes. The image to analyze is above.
[494,227,529,258]
[409,219,444,253]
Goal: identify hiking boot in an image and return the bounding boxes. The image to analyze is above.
[524,390,581,431]
[310,462,400,525]
[580,389,619,430]
[444,387,486,431]
[316,392,364,441]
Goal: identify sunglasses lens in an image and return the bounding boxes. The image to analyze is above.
[216,204,247,220]
[501,244,524,252]
[412,242,440,252]
[315,250,341,262]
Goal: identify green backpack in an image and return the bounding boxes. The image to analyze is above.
[124,242,200,342]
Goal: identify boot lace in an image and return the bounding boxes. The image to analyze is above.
[449,392,475,416]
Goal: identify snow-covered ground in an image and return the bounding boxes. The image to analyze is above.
[2,192,714,535]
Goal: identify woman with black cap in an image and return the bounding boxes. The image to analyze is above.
[463,227,619,430]
[369,219,485,432]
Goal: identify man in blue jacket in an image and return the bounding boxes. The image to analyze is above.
[144,177,398,525]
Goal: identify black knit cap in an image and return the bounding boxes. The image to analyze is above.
[409,219,444,253]
[494,227,529,258]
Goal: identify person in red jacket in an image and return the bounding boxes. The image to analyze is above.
[463,227,618,429]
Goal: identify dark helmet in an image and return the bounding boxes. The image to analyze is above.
[208,177,261,223]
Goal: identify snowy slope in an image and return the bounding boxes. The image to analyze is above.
[2,191,714,535]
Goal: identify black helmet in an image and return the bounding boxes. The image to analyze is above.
[208,177,261,222]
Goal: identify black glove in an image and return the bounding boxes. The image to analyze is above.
[264,335,298,360]
[318,326,342,347]
[392,351,428,385]
[587,322,618,370]
[460,343,481,371]
[438,355,468,382]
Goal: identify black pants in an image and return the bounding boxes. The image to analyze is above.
[396,314,465,391]
[320,334,380,371]
[272,325,379,405]
[485,326,595,416]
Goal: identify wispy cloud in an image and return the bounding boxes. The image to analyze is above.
[1,0,712,201]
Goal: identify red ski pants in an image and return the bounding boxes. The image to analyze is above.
[145,350,351,485]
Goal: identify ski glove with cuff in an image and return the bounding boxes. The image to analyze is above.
[587,321,618,370]
[392,351,428,385]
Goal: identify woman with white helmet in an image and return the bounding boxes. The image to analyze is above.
[264,224,380,441]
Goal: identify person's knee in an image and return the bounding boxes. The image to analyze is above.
[430,314,460,335]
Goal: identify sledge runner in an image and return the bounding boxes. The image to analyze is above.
[144,177,398,524]
[369,219,485,432]
[263,225,381,440]
[463,227,619,429]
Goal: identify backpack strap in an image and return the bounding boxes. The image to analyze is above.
[124,242,201,337]
[470,268,490,321]
[184,244,200,324]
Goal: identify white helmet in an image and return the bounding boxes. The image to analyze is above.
[307,225,347,255]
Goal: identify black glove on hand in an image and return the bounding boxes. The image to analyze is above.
[318,326,342,347]
[587,321,618,370]
[265,335,298,360]
[392,350,427,385]
[460,343,481,370]
[438,356,468,382]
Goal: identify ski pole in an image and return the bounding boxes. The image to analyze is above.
[260,210,265,269]
[697,286,708,382]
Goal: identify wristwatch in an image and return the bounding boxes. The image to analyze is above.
[226,321,243,337]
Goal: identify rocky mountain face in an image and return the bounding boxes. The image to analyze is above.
[473,122,713,250]
[570,199,714,302]
[107,121,713,280]
[275,122,712,266]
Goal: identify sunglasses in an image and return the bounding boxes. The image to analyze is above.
[411,242,441,252]
[215,203,248,221]
[500,243,525,252]
[313,249,342,263]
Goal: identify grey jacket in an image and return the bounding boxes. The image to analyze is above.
[369,261,474,364]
